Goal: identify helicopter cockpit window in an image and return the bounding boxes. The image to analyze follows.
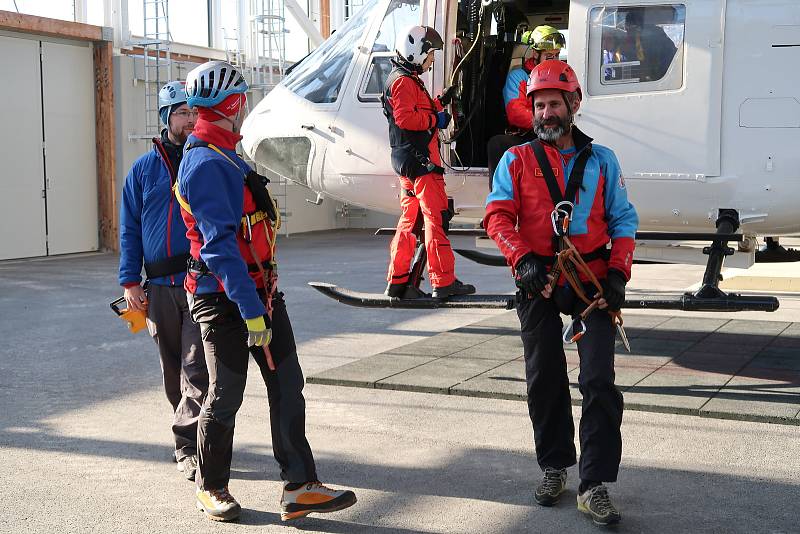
[281,0,378,104]
[359,0,422,101]
[588,5,685,95]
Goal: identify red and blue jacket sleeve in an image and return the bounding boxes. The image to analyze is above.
[484,150,532,271]
[503,68,532,131]
[118,161,144,287]
[596,146,638,280]
[181,158,265,320]
[390,76,437,131]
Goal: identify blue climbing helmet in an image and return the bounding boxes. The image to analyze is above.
[158,80,187,125]
[185,60,248,108]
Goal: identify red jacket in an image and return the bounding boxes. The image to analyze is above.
[387,70,443,167]
[503,57,536,131]
[485,129,638,282]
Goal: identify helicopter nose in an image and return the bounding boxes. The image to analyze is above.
[241,86,318,189]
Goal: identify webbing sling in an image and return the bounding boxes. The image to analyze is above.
[530,139,592,219]
[530,139,600,298]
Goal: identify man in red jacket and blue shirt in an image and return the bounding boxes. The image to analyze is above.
[175,60,356,522]
[383,25,474,299]
[484,60,638,527]
[118,81,207,482]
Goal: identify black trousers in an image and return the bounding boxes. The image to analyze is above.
[145,284,207,461]
[516,283,623,483]
[487,132,536,186]
[188,290,317,490]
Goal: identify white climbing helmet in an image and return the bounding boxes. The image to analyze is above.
[395,25,444,68]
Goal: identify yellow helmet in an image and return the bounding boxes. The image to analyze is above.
[522,25,566,51]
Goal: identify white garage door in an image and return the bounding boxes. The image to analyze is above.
[0,35,47,260]
[0,34,98,260]
[41,40,99,256]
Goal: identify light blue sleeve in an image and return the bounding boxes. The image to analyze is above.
[597,146,638,239]
[487,151,518,205]
[503,68,528,107]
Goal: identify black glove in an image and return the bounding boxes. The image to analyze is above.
[602,268,627,311]
[438,85,458,106]
[515,253,549,295]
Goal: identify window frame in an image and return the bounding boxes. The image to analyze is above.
[358,52,394,102]
[355,0,423,104]
[586,3,687,97]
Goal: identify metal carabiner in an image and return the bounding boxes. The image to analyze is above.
[551,200,573,236]
[562,316,587,344]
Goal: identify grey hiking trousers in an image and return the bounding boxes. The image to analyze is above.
[146,284,208,461]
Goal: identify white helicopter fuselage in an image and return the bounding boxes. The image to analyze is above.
[242,0,800,237]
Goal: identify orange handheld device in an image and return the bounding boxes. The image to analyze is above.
[110,296,147,334]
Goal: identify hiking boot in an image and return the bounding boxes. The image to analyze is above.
[280,481,357,521]
[195,486,241,522]
[177,455,197,481]
[431,279,476,299]
[534,467,567,506]
[577,484,621,526]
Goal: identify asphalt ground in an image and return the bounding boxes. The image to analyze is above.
[1,230,798,533]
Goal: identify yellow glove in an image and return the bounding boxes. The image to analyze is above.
[245,316,272,347]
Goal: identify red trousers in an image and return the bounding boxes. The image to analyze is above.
[386,173,455,288]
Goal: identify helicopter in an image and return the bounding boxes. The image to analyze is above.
[240,0,799,312]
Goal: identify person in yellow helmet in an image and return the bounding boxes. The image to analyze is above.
[487,25,566,181]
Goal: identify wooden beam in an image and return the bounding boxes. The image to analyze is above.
[319,0,331,39]
[0,10,105,42]
[93,41,117,252]
[120,46,216,66]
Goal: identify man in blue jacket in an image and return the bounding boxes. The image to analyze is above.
[176,60,356,522]
[118,81,207,481]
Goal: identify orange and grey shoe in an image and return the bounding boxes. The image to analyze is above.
[195,486,241,522]
[280,481,357,521]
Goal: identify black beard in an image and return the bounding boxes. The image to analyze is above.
[533,113,571,142]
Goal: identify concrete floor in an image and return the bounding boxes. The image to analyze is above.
[1,230,798,533]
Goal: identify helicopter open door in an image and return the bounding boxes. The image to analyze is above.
[569,1,725,228]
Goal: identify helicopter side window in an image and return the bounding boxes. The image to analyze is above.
[281,0,378,104]
[588,5,685,94]
[358,0,422,102]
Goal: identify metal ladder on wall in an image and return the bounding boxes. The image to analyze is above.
[130,0,173,140]
[224,28,246,72]
[249,0,288,94]
[142,0,172,137]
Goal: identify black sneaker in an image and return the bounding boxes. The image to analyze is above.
[385,283,426,299]
[431,279,476,299]
[534,467,567,506]
[385,283,406,298]
[577,484,621,526]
